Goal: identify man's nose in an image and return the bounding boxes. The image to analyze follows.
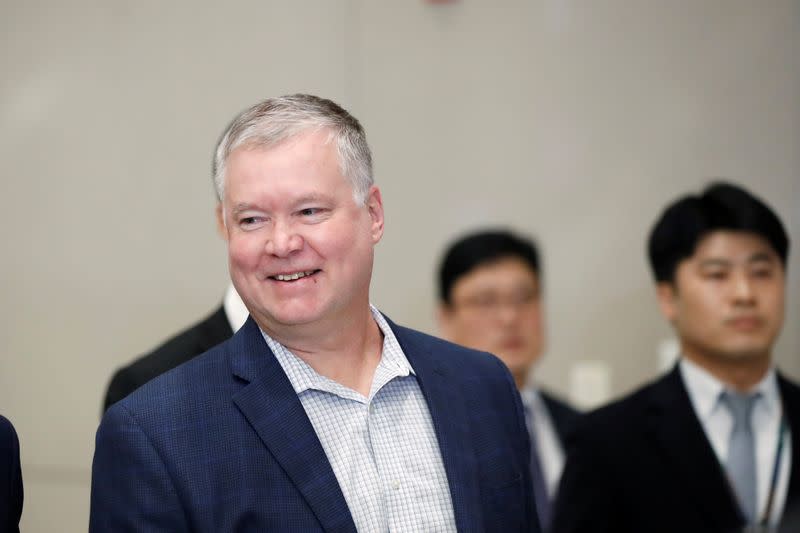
[264,222,304,257]
[732,272,756,305]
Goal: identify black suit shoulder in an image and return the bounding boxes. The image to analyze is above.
[540,389,581,443]
[0,415,22,532]
[103,305,233,412]
[552,367,760,533]
[777,372,800,532]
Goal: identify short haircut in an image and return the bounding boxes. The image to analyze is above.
[647,181,789,283]
[438,230,541,305]
[213,94,373,204]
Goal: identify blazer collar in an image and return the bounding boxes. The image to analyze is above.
[228,317,358,533]
[227,315,484,533]
[388,318,484,533]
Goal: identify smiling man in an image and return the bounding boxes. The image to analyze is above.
[90,95,539,532]
[551,182,800,533]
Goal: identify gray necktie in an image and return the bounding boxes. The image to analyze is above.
[721,391,759,523]
[523,404,551,530]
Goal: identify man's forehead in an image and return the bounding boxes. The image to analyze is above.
[690,231,779,262]
[457,258,539,291]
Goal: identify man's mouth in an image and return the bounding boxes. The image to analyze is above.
[727,316,763,330]
[268,270,320,282]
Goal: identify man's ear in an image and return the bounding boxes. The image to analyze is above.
[366,185,384,243]
[656,282,678,323]
[215,203,228,241]
[436,303,454,340]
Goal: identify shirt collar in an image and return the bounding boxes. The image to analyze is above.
[259,305,414,397]
[679,356,780,421]
[223,283,249,333]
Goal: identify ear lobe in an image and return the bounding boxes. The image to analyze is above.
[656,283,677,322]
[366,185,384,243]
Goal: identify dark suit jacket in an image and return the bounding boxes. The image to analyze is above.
[91,316,541,532]
[103,305,232,412]
[551,366,800,533]
[540,391,581,447]
[0,415,23,532]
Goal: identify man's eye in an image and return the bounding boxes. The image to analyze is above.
[299,208,321,216]
[704,271,727,280]
[240,216,262,226]
[752,268,774,279]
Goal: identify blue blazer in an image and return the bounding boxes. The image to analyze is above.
[91,316,540,532]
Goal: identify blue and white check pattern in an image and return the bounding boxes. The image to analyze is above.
[262,306,457,533]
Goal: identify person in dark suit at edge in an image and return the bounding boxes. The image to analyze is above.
[0,414,23,532]
[438,230,581,531]
[102,282,247,412]
[103,183,251,413]
[90,94,540,531]
[551,182,800,533]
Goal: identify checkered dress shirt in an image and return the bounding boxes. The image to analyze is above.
[261,306,457,532]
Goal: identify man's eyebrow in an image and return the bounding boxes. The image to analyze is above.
[231,203,258,216]
[747,252,777,264]
[698,258,732,269]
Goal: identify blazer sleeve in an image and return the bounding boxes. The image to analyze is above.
[549,421,619,533]
[90,404,188,532]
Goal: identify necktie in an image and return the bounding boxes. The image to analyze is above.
[721,391,759,523]
[524,404,551,530]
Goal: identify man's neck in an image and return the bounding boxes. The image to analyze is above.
[257,305,384,396]
[513,371,528,391]
[681,344,772,393]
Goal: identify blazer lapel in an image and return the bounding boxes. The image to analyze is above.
[646,366,744,531]
[389,320,483,533]
[228,318,357,533]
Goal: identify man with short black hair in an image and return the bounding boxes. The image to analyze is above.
[438,229,580,531]
[551,182,800,533]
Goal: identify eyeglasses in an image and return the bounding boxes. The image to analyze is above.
[451,289,539,316]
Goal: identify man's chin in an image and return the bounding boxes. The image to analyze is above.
[714,344,772,363]
[254,306,325,329]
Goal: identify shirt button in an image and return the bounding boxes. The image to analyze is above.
[369,404,375,414]
[392,480,400,490]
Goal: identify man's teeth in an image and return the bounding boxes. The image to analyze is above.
[274,270,316,281]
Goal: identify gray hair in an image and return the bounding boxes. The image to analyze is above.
[213,94,373,204]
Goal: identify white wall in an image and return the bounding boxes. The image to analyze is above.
[1,1,797,530]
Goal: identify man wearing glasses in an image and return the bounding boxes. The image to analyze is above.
[438,229,580,531]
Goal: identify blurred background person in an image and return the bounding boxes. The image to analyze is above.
[102,210,248,412]
[437,229,580,531]
[552,182,799,533]
[0,415,23,532]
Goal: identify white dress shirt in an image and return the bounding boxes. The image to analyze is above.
[261,305,457,533]
[520,385,566,498]
[223,283,249,333]
[680,357,791,526]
